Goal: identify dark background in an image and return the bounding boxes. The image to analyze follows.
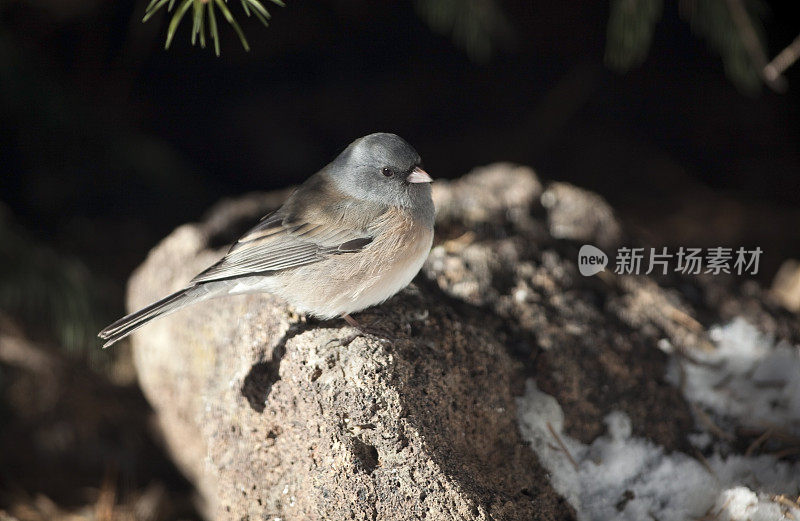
[3,0,800,290]
[0,0,799,518]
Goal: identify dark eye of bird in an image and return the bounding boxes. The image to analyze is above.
[381,167,394,177]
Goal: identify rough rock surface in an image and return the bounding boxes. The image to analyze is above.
[128,163,799,520]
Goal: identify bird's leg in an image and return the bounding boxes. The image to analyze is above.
[342,314,362,329]
[327,314,366,347]
[327,313,393,347]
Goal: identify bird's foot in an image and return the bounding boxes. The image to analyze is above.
[326,314,395,347]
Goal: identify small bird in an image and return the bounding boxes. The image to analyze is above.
[99,133,434,348]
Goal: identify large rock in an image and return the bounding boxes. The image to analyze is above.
[128,165,572,521]
[128,164,799,520]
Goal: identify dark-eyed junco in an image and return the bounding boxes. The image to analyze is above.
[99,133,434,347]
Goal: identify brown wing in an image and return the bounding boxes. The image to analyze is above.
[190,176,381,284]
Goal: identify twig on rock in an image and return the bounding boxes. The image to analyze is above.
[744,427,774,457]
[691,404,734,441]
[546,422,579,471]
[693,448,718,480]
[770,446,800,460]
[725,0,787,92]
[764,32,800,84]
[773,494,800,511]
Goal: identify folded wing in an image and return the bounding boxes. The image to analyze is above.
[191,211,373,283]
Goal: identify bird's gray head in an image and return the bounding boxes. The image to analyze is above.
[326,133,433,221]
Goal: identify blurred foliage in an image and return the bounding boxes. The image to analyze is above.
[681,0,767,94]
[415,0,513,62]
[605,0,663,71]
[138,0,774,92]
[0,206,107,365]
[605,0,769,93]
[144,0,284,56]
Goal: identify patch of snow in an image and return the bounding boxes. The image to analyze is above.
[518,317,800,520]
[666,317,800,434]
[711,486,792,521]
[517,380,800,521]
[687,431,712,450]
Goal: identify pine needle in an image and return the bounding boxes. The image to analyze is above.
[191,0,202,45]
[214,0,250,52]
[143,0,171,22]
[144,0,163,13]
[142,0,283,55]
[198,3,207,48]
[208,1,221,56]
[246,0,272,26]
[165,0,193,49]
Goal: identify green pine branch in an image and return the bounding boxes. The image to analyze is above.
[143,0,285,56]
[605,0,772,94]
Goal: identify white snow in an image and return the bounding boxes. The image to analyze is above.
[666,318,800,434]
[517,317,800,521]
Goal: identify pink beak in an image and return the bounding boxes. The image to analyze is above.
[406,166,433,184]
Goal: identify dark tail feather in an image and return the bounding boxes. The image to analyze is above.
[99,287,196,348]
